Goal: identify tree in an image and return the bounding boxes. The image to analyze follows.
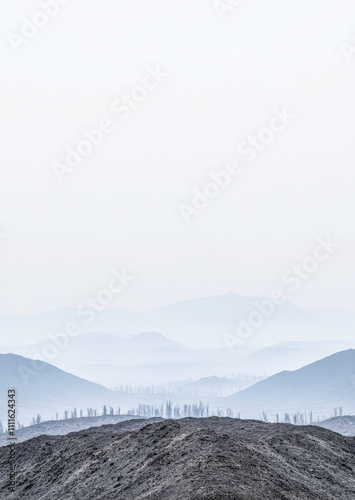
[64,411,68,420]
[165,400,172,418]
[103,405,107,416]
[173,404,181,418]
[36,414,41,424]
[339,406,343,417]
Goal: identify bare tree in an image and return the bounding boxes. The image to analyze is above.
[165,400,172,418]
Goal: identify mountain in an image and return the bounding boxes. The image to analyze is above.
[0,354,132,425]
[1,417,354,499]
[12,332,193,370]
[317,415,355,437]
[224,349,355,419]
[73,360,243,387]
[0,354,228,426]
[2,293,355,348]
[2,333,352,388]
[0,332,258,386]
[234,339,355,374]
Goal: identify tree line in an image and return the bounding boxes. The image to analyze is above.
[0,404,345,433]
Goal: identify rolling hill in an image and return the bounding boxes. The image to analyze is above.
[1,293,354,349]
[224,349,355,419]
[0,354,130,425]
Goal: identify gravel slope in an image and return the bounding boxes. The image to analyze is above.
[1,417,355,499]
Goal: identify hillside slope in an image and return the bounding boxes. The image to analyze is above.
[317,415,355,436]
[0,417,354,499]
[224,349,355,418]
[0,354,126,424]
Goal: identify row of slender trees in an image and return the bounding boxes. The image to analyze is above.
[0,404,345,433]
[262,407,343,424]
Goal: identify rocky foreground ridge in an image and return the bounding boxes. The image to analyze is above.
[1,417,355,499]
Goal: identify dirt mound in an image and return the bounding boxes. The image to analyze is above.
[1,417,354,499]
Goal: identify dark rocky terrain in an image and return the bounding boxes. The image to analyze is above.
[1,417,355,499]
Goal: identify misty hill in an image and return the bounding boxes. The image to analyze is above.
[317,415,355,437]
[0,354,131,425]
[15,331,193,369]
[180,375,267,397]
[0,331,258,386]
[1,417,354,499]
[224,349,355,419]
[0,354,226,426]
[235,339,355,374]
[2,293,355,348]
[3,333,352,389]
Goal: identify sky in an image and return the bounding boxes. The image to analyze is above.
[0,0,355,314]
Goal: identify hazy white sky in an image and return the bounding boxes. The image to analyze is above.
[1,0,355,314]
